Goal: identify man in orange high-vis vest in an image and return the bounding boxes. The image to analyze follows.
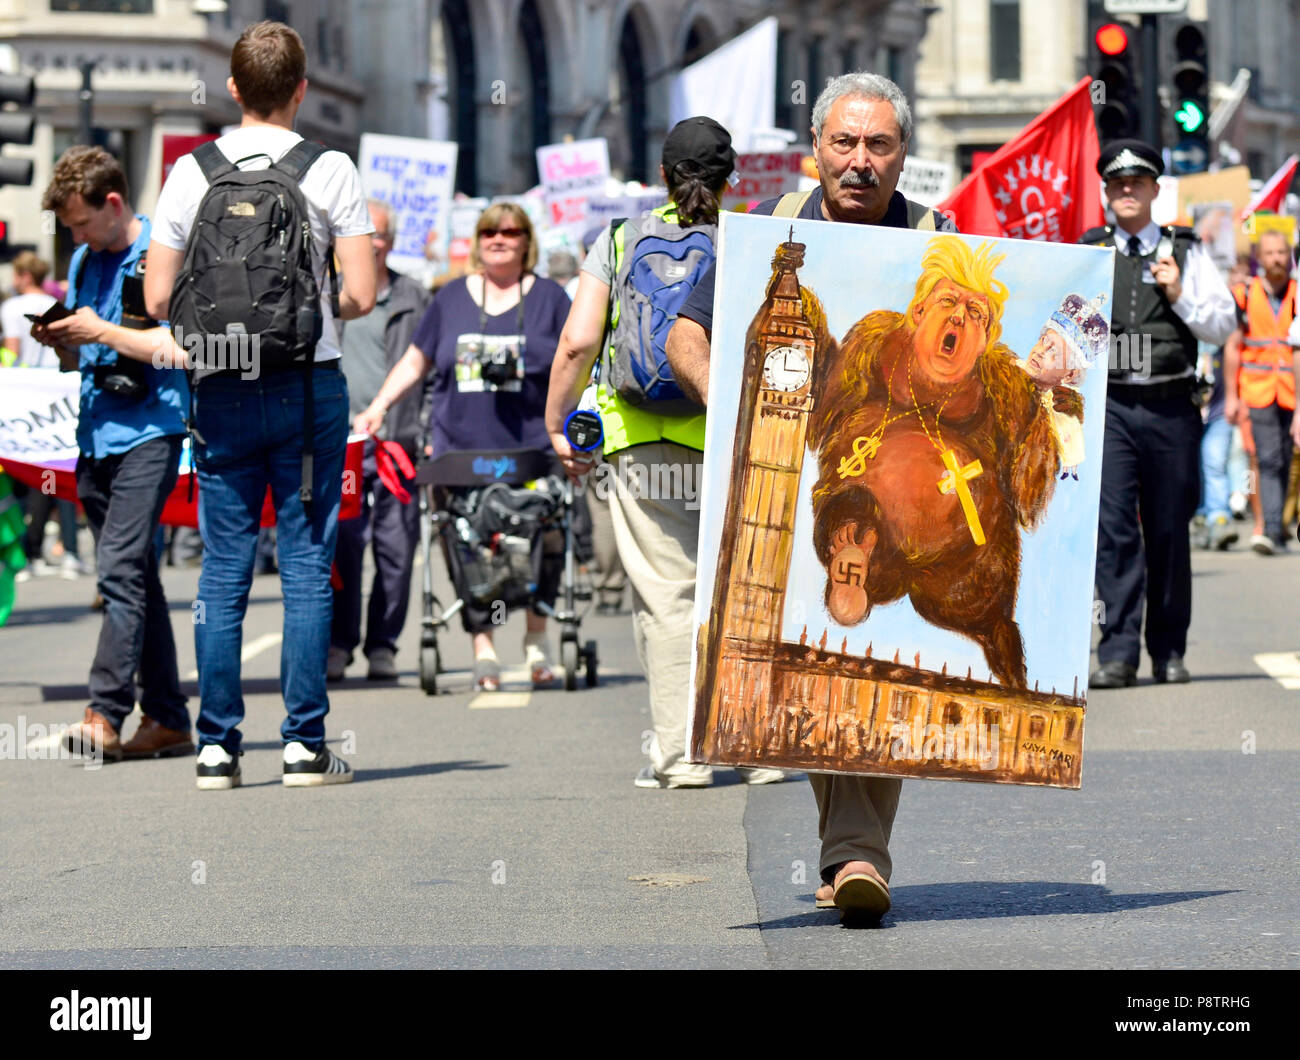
[1225,229,1297,553]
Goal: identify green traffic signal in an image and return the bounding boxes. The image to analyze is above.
[1174,99,1206,134]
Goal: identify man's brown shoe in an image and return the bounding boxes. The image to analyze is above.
[121,716,194,759]
[62,708,123,762]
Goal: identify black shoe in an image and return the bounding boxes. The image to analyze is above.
[1153,655,1191,684]
[1089,660,1137,689]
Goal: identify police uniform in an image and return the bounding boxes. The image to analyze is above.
[1083,140,1236,687]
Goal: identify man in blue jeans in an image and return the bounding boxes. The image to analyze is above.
[145,21,375,789]
[36,146,193,764]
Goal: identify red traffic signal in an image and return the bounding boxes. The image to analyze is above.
[1095,23,1129,57]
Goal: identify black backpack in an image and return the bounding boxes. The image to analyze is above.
[169,139,338,509]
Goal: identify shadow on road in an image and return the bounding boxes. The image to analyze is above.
[5,595,286,627]
[731,881,1238,931]
[356,759,507,783]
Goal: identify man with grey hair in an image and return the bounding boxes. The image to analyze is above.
[329,198,432,680]
[667,73,955,925]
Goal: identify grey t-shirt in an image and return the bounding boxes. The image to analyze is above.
[341,284,392,423]
[580,225,617,285]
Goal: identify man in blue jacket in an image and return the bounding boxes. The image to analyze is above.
[36,146,192,763]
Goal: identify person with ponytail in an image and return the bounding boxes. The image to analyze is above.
[546,117,786,790]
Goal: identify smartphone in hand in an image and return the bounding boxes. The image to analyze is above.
[24,302,74,326]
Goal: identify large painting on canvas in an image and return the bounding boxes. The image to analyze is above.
[688,212,1115,789]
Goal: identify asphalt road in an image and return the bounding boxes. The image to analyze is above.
[0,535,1295,969]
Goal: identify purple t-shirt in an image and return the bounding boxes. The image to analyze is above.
[412,275,571,458]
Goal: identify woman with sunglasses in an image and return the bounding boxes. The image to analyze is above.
[355,202,572,690]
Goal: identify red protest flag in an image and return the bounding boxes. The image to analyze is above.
[1240,154,1299,221]
[937,77,1104,243]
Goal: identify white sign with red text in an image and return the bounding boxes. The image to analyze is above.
[536,139,611,237]
[721,151,805,210]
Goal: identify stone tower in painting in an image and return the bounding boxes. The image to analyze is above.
[693,227,820,760]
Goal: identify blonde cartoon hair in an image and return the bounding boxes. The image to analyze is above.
[910,236,1010,350]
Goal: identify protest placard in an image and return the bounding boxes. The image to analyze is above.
[359,134,459,277]
[719,151,804,210]
[536,138,610,238]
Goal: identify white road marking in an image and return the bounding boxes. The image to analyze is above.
[185,633,283,680]
[469,692,533,710]
[1253,652,1300,689]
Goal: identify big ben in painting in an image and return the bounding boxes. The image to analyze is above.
[693,227,821,761]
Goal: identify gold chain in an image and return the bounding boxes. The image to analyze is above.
[906,357,960,454]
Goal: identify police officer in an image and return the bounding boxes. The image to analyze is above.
[1082,140,1236,688]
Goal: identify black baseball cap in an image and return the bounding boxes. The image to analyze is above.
[662,116,736,185]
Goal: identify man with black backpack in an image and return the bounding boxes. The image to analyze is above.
[144,21,376,790]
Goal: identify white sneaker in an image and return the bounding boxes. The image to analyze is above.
[196,744,241,791]
[14,567,31,583]
[1251,534,1275,556]
[326,646,351,681]
[28,558,54,578]
[282,741,354,786]
[634,764,713,789]
[60,555,88,580]
[737,766,788,785]
[366,647,398,680]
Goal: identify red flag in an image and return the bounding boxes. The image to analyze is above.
[936,77,1103,243]
[1240,154,1299,221]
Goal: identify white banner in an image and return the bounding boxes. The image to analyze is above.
[536,138,610,239]
[584,191,667,230]
[359,133,459,277]
[897,157,955,209]
[0,368,81,467]
[721,151,805,210]
[669,17,777,151]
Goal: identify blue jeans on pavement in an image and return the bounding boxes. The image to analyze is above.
[192,368,348,754]
[1199,414,1232,521]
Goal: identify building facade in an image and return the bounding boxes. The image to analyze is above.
[0,0,362,275]
[353,0,931,197]
[915,0,1300,183]
[2,0,932,279]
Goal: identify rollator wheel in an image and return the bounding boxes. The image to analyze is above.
[583,640,598,688]
[561,638,579,692]
[420,644,440,695]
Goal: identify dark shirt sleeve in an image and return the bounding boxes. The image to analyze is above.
[677,264,717,333]
[677,196,787,334]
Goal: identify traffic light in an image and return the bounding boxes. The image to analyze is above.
[0,72,36,187]
[1092,21,1139,143]
[1169,20,1209,174]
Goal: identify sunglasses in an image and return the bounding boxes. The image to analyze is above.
[479,226,526,239]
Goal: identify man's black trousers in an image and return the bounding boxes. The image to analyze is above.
[1094,386,1202,670]
[76,435,189,732]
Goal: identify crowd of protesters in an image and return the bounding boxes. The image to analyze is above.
[1,16,1297,927]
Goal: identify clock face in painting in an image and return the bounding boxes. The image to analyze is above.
[762,345,810,392]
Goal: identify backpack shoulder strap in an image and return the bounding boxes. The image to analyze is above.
[906,198,937,232]
[68,247,89,309]
[275,140,330,182]
[772,190,812,218]
[193,140,236,183]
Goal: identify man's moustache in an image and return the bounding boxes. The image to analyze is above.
[839,170,880,189]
